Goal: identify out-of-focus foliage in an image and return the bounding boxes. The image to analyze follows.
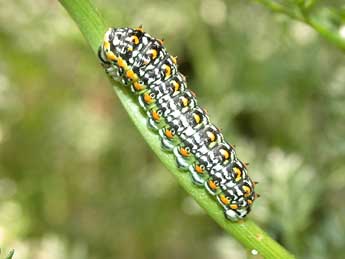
[256,0,345,50]
[0,0,344,259]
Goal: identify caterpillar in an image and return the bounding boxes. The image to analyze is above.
[98,27,258,221]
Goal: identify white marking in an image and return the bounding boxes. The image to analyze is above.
[340,25,345,39]
[251,249,259,256]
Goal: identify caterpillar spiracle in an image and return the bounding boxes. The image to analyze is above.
[98,27,258,221]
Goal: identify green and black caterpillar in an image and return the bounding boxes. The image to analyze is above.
[98,27,258,221]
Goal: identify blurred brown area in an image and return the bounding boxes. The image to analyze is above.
[0,0,344,258]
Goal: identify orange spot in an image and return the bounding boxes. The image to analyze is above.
[230,204,238,210]
[133,82,144,91]
[158,38,164,45]
[151,110,160,121]
[117,58,126,68]
[180,147,190,157]
[193,113,201,124]
[208,180,217,190]
[195,164,204,174]
[247,199,253,205]
[106,51,117,61]
[126,70,138,81]
[233,167,242,181]
[220,194,230,205]
[165,129,174,139]
[143,93,153,104]
[220,149,230,160]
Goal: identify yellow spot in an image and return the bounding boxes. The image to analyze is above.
[230,204,238,210]
[220,194,230,205]
[247,199,253,205]
[103,41,110,49]
[243,185,251,197]
[106,51,117,61]
[148,49,158,59]
[195,164,204,174]
[181,97,189,107]
[193,113,201,124]
[151,110,160,121]
[172,81,180,92]
[164,65,171,79]
[131,35,139,44]
[171,56,177,64]
[180,147,190,157]
[220,149,230,160]
[126,70,138,81]
[136,25,144,32]
[233,167,242,181]
[104,33,109,42]
[207,131,216,142]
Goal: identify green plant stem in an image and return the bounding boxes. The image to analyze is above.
[255,0,345,51]
[5,250,15,259]
[0,249,15,259]
[59,0,296,258]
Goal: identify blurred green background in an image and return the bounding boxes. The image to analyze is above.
[0,0,344,258]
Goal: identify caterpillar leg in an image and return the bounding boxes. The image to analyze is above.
[98,46,110,65]
[159,127,180,151]
[205,178,221,196]
[188,163,208,186]
[173,144,194,170]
